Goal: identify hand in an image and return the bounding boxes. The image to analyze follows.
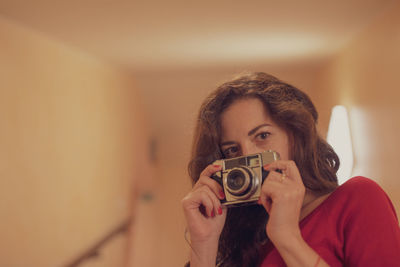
[258,160,305,246]
[182,164,227,244]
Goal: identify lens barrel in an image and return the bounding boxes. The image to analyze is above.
[225,167,253,197]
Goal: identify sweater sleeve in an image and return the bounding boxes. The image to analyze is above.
[342,177,400,267]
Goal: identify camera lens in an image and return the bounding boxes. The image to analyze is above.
[226,168,253,196]
[227,170,246,190]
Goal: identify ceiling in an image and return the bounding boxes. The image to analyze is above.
[0,0,396,72]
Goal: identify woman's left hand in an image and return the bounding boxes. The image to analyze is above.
[258,160,305,247]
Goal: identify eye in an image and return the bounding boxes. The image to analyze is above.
[255,132,270,141]
[222,146,239,158]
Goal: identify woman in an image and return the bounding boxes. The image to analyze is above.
[181,72,400,267]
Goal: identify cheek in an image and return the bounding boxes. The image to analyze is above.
[280,147,290,161]
[276,139,291,161]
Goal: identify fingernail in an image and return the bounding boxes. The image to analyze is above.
[211,210,215,217]
[263,164,270,169]
[213,164,221,168]
[219,190,225,199]
[218,207,222,215]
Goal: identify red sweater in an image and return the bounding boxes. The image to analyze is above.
[260,177,400,266]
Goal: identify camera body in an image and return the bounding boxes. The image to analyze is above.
[211,150,280,207]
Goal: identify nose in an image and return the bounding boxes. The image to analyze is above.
[240,141,259,156]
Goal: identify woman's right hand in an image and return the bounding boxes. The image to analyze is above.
[182,164,227,244]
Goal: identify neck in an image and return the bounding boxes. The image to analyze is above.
[299,190,331,221]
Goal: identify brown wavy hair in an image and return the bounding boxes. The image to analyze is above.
[186,72,339,266]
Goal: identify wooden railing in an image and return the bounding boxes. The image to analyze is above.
[63,217,132,267]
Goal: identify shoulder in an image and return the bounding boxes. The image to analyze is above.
[335,179,400,265]
[339,176,382,191]
[332,176,398,222]
[334,176,388,201]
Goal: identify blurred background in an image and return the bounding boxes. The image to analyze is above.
[0,0,399,266]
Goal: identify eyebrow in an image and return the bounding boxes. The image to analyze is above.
[220,123,272,147]
[220,141,236,147]
[248,123,271,136]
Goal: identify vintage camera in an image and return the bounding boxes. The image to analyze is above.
[211,150,280,207]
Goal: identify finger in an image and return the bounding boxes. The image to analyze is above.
[201,185,224,216]
[260,197,272,214]
[193,185,222,217]
[264,160,301,182]
[261,178,285,197]
[265,170,287,184]
[200,163,223,178]
[259,176,286,213]
[182,187,216,218]
[194,175,225,200]
[193,164,225,199]
[257,192,271,213]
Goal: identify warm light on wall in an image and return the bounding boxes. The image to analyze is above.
[327,105,354,184]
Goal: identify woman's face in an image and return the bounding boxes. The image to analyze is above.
[219,97,290,160]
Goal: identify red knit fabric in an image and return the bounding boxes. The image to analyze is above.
[260,177,400,267]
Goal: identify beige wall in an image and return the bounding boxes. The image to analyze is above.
[314,2,400,214]
[0,16,151,267]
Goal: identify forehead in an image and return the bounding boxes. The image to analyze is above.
[220,98,272,138]
[221,97,269,118]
